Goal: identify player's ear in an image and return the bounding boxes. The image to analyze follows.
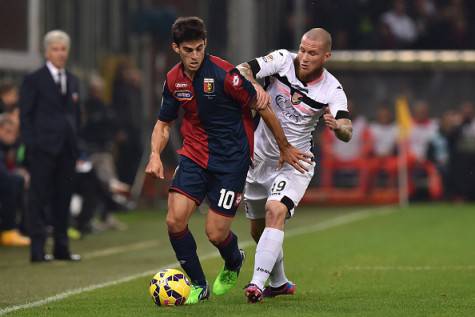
[171,42,180,54]
[324,51,332,63]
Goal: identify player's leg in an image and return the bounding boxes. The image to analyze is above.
[267,163,315,296]
[243,164,276,302]
[167,192,209,304]
[249,217,293,298]
[206,171,247,296]
[166,192,203,282]
[206,209,245,296]
[250,218,265,243]
[248,200,286,290]
[264,199,292,292]
[247,160,315,302]
[166,156,209,304]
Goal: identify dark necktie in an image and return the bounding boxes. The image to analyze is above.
[56,71,66,95]
[57,71,63,94]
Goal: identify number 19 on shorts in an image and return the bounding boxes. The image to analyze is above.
[218,189,235,210]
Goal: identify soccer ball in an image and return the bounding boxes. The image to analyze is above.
[149,269,191,306]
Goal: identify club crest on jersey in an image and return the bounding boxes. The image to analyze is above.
[203,78,214,93]
[174,90,193,101]
[291,91,303,105]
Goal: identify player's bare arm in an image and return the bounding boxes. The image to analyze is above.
[323,110,353,142]
[257,106,312,173]
[237,62,269,110]
[145,120,171,179]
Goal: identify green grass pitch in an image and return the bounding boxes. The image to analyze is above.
[1,203,474,316]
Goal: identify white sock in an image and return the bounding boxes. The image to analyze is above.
[269,248,289,288]
[251,227,284,290]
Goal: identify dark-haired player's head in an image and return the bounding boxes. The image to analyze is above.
[296,28,332,83]
[171,17,207,76]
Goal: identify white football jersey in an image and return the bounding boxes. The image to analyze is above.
[253,49,348,160]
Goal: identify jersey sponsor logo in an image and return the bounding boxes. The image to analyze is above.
[232,74,241,87]
[174,90,193,101]
[275,95,302,123]
[291,91,303,105]
[262,53,274,63]
[256,267,271,274]
[175,82,188,88]
[203,78,215,93]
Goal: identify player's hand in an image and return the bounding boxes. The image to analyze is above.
[145,153,164,179]
[323,108,339,130]
[252,83,271,111]
[278,144,313,173]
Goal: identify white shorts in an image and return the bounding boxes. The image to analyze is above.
[244,155,315,220]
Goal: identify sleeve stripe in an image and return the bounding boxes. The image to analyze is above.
[274,75,328,109]
[248,59,261,77]
[335,110,350,120]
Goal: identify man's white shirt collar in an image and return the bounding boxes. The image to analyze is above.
[46,61,67,94]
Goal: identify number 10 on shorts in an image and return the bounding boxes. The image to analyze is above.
[218,189,235,209]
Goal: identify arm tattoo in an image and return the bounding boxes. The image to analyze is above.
[334,118,353,142]
[236,63,258,84]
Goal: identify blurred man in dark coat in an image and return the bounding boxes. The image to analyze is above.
[20,30,81,263]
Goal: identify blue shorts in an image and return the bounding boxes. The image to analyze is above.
[170,155,249,217]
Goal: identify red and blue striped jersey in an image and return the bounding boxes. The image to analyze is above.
[158,54,256,173]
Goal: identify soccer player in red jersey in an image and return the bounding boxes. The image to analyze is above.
[145,17,310,304]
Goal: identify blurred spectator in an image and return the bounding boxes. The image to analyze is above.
[0,115,30,247]
[321,102,372,191]
[0,81,21,145]
[408,100,442,199]
[427,110,459,198]
[0,81,19,114]
[448,102,475,200]
[412,0,438,48]
[112,60,144,186]
[72,158,128,236]
[368,106,399,187]
[74,73,129,235]
[297,0,474,50]
[409,100,438,162]
[370,106,398,157]
[381,0,418,48]
[82,73,130,196]
[325,102,372,162]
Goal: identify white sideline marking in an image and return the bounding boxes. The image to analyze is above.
[1,240,161,269]
[344,265,475,271]
[84,240,160,259]
[0,206,394,316]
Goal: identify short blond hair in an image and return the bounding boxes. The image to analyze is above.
[43,30,70,51]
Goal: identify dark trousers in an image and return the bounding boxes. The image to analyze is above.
[0,172,24,231]
[26,145,75,258]
[73,169,104,232]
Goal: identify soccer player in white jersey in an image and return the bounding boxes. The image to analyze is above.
[237,28,353,303]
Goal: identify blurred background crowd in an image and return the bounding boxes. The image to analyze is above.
[0,0,474,247]
[281,0,475,50]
